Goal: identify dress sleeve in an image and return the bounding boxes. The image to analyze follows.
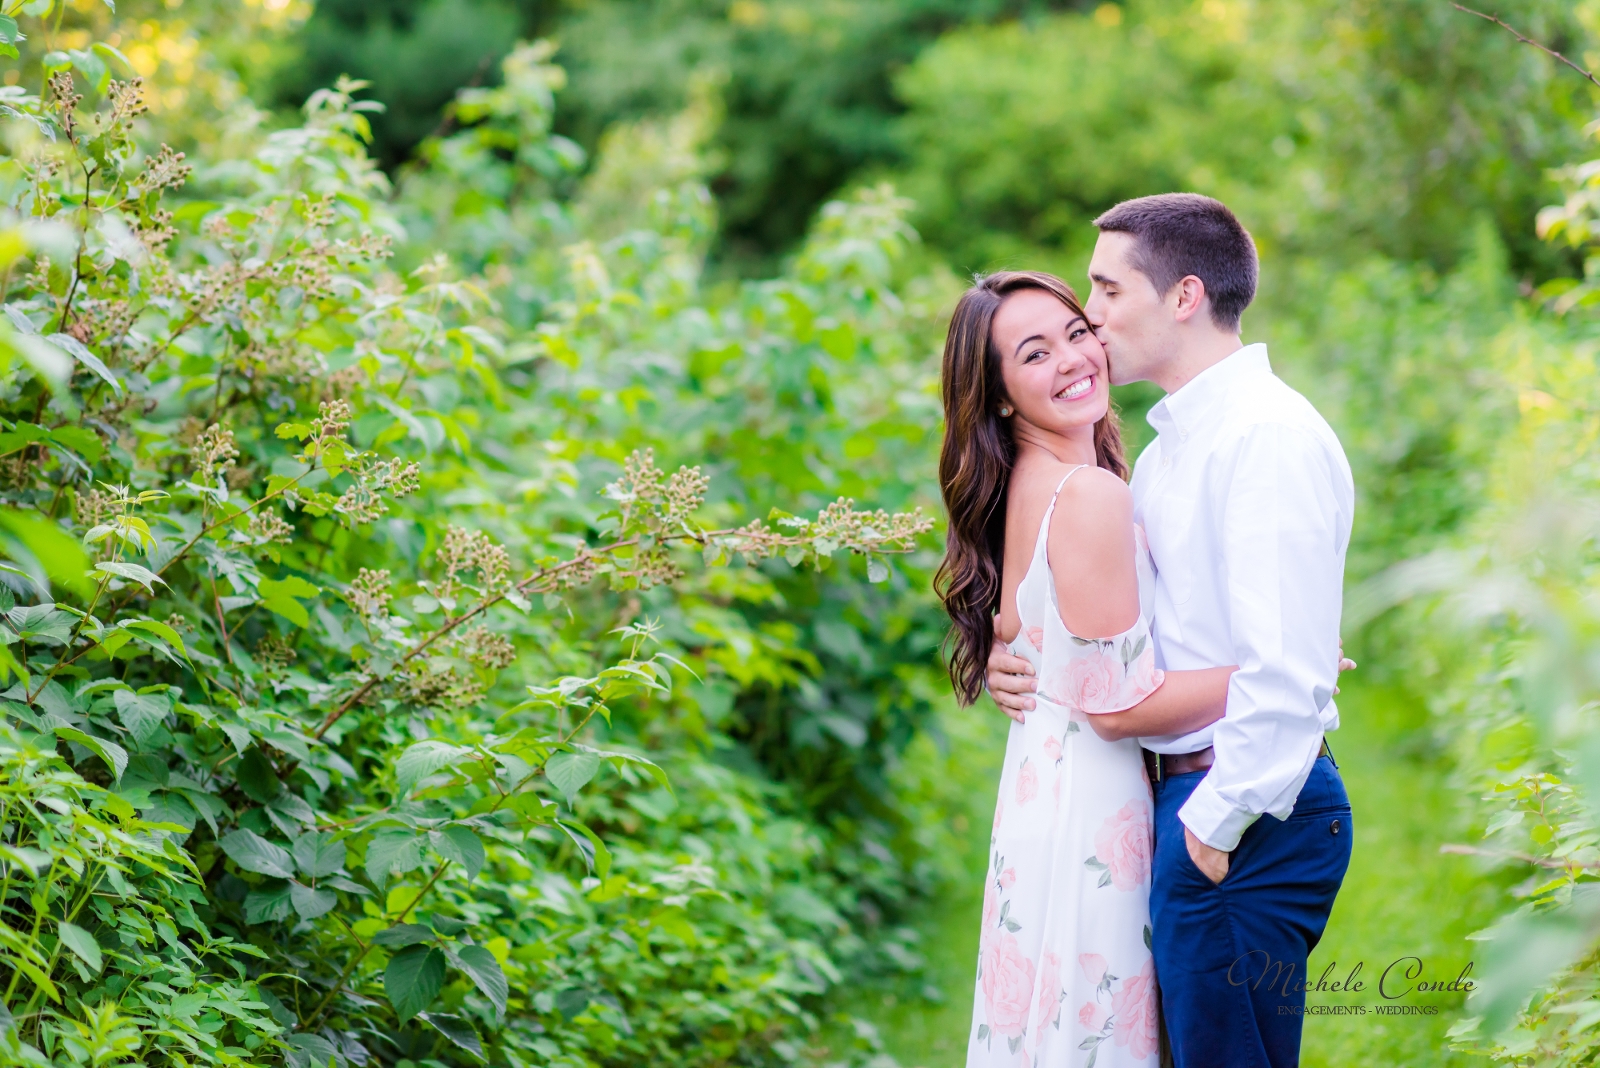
[1041,615,1165,715]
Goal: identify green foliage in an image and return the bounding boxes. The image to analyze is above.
[1340,98,1600,1065]
[890,0,1594,278]
[271,0,544,170]
[0,13,942,1067]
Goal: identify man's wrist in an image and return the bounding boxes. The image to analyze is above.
[1177,777,1256,852]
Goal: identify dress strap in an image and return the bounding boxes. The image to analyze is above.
[1030,464,1092,558]
[1051,463,1091,499]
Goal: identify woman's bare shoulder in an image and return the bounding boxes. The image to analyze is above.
[1008,458,1088,506]
[1054,465,1133,518]
[1048,466,1134,564]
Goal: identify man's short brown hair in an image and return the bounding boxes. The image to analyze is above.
[1094,193,1258,331]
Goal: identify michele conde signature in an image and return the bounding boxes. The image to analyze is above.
[1225,953,1477,1000]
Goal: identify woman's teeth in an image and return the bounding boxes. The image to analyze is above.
[1058,377,1093,400]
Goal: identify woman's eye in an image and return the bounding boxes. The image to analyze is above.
[1068,328,1087,341]
[1025,349,1047,363]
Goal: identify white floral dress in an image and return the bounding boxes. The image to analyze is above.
[968,466,1164,1068]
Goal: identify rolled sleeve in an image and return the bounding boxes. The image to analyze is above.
[1177,422,1349,852]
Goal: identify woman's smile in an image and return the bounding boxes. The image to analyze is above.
[1056,374,1095,401]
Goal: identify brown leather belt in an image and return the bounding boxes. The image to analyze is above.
[1144,739,1333,783]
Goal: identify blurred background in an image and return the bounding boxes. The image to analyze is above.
[22,0,1600,1064]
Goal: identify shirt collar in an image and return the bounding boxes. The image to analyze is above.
[1146,343,1271,447]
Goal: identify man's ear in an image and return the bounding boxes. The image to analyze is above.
[1171,275,1208,324]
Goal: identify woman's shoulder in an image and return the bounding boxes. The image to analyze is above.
[1047,465,1134,555]
[1054,464,1133,514]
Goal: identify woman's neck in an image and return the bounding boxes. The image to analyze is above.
[1011,421,1097,468]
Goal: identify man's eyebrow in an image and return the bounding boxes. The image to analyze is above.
[1089,271,1118,286]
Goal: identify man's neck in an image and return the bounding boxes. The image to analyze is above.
[1153,331,1246,395]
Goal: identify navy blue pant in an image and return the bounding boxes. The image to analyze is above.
[1149,756,1352,1068]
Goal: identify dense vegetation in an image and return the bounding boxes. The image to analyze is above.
[3,0,1600,1065]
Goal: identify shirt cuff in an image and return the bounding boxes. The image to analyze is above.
[1178,774,1260,852]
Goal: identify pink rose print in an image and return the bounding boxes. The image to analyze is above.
[1094,799,1153,891]
[1078,1000,1109,1032]
[1000,867,1017,889]
[1025,626,1044,651]
[1079,953,1108,985]
[980,880,1000,952]
[993,798,1004,832]
[1042,735,1062,763]
[1062,649,1120,711]
[1112,958,1159,1060]
[1015,759,1038,805]
[1129,645,1162,698]
[1034,952,1063,1039]
[981,933,1036,1038]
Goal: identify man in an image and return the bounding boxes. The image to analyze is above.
[985,193,1355,1068]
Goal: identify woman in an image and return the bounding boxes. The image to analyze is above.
[936,271,1241,1067]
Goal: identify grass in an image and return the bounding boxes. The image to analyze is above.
[854,679,1508,1067]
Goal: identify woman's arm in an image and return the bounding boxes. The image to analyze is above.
[1086,667,1236,741]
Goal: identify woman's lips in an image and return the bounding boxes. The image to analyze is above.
[1057,375,1094,400]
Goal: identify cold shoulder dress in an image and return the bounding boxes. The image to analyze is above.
[967,465,1165,1068]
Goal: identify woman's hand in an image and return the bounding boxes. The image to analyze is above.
[986,631,1037,724]
[1336,640,1356,694]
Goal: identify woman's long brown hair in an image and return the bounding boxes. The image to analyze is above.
[935,271,1129,705]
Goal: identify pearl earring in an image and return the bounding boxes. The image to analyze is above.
[999,406,1013,417]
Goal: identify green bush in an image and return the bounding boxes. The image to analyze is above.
[0,19,945,1067]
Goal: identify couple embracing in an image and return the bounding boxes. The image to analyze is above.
[936,194,1355,1068]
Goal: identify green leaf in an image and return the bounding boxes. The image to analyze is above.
[46,426,100,463]
[429,826,485,881]
[235,747,281,803]
[0,16,23,45]
[291,832,346,879]
[219,829,296,879]
[365,830,427,882]
[44,333,120,394]
[395,740,475,796]
[112,688,169,746]
[285,1034,340,1066]
[257,575,320,628]
[56,921,101,974]
[53,727,126,780]
[0,510,92,599]
[555,818,611,879]
[419,1012,484,1058]
[94,560,164,592]
[288,881,337,919]
[120,619,190,662]
[274,422,311,440]
[867,556,889,583]
[545,749,600,805]
[384,944,445,1022]
[371,923,433,948]
[243,882,294,924]
[455,944,507,1016]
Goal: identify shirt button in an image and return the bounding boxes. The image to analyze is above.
[1330,819,1341,835]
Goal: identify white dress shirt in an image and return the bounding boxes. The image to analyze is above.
[1132,344,1354,852]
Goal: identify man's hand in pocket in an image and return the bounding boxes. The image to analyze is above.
[1185,825,1230,885]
